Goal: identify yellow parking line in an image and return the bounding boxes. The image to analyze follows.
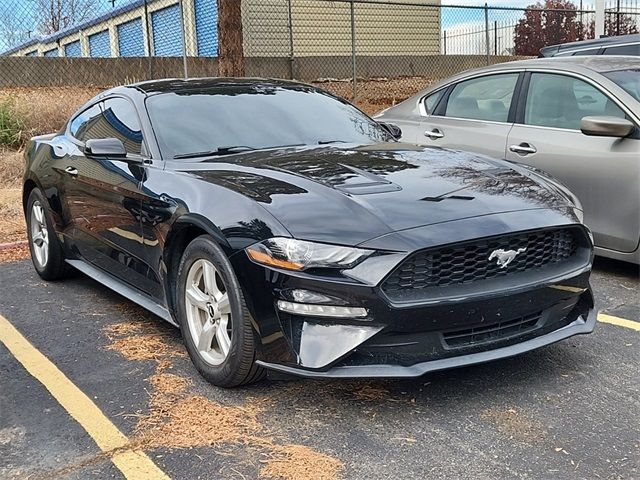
[0,314,169,480]
[598,313,640,332]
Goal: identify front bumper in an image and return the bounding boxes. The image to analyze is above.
[256,307,596,378]
[231,237,595,378]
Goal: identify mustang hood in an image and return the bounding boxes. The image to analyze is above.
[188,143,576,246]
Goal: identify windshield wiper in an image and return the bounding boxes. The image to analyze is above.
[318,140,349,145]
[173,146,257,159]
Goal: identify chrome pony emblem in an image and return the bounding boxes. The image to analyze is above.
[489,248,527,268]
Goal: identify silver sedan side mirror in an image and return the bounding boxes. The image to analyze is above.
[580,116,635,138]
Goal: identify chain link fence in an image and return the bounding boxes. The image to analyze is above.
[0,0,638,114]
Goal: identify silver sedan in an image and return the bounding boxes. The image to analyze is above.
[376,57,640,264]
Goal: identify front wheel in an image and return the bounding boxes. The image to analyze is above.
[26,188,68,280]
[176,235,264,387]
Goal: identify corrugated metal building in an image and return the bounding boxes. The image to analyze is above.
[3,0,440,58]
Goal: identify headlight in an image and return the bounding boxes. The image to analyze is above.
[245,238,373,271]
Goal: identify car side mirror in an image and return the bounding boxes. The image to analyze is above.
[378,122,402,140]
[84,138,127,158]
[580,116,635,138]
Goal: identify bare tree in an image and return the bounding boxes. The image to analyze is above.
[217,0,244,77]
[33,0,100,35]
[0,2,33,48]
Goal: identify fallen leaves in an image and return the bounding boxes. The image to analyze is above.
[102,310,345,480]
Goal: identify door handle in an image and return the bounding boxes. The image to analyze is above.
[64,166,78,176]
[424,128,444,140]
[509,143,537,155]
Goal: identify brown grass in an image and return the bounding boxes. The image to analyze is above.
[0,149,25,247]
[0,87,102,143]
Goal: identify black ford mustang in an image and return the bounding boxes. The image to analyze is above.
[23,78,596,387]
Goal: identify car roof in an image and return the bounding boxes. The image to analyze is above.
[479,56,640,73]
[126,77,310,95]
[540,33,640,55]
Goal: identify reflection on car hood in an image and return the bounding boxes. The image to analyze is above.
[183,143,575,245]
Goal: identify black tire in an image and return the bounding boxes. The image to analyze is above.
[176,235,265,387]
[26,188,68,281]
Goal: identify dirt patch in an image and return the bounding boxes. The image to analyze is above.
[102,312,344,480]
[482,407,547,445]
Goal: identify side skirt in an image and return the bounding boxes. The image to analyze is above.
[65,259,177,327]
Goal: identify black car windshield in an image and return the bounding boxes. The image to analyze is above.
[603,69,640,102]
[146,85,388,159]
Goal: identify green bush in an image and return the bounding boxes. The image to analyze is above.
[0,99,24,148]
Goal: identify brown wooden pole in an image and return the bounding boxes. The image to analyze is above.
[217,0,244,77]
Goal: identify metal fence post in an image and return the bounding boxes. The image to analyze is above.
[350,0,357,101]
[595,0,605,38]
[287,0,294,79]
[179,0,188,79]
[143,0,153,79]
[443,30,447,55]
[484,3,490,65]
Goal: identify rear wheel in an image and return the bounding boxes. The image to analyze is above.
[26,188,67,280]
[176,235,264,387]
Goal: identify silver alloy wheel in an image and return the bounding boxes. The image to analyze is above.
[184,258,232,366]
[30,200,49,268]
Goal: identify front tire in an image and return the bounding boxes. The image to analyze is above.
[26,188,67,280]
[176,235,264,387]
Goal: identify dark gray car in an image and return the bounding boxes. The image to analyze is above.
[539,34,639,57]
[376,57,640,264]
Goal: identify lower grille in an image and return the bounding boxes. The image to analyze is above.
[382,227,581,299]
[442,312,542,348]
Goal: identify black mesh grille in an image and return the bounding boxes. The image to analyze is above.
[382,228,580,296]
[442,312,542,348]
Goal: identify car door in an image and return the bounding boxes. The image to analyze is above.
[418,72,522,159]
[62,96,157,293]
[505,71,640,254]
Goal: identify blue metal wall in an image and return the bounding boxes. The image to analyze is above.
[64,41,82,57]
[152,5,183,57]
[43,48,58,57]
[194,0,218,56]
[117,18,145,57]
[89,30,111,57]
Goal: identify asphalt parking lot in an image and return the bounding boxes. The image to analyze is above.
[1,257,638,480]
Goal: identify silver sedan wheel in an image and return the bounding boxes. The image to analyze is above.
[184,258,232,366]
[30,200,49,268]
